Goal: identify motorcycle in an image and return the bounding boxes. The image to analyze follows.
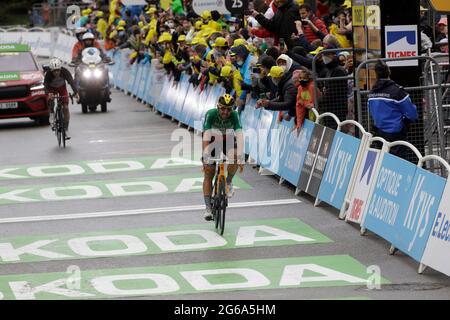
[70,47,114,113]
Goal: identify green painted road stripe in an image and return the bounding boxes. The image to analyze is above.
[0,156,201,181]
[0,173,251,205]
[0,218,332,264]
[0,255,390,300]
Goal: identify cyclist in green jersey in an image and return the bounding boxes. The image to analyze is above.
[202,93,244,221]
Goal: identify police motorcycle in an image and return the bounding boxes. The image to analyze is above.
[70,47,113,113]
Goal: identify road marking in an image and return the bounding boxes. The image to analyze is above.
[0,255,390,300]
[0,217,324,264]
[0,199,301,224]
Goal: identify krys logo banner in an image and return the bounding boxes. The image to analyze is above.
[392,167,446,262]
[422,179,450,276]
[317,131,361,210]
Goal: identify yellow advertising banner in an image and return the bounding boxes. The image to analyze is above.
[353,6,365,26]
[428,0,450,13]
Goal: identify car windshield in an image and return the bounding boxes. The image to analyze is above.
[0,52,37,72]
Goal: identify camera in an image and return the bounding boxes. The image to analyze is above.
[252,67,260,74]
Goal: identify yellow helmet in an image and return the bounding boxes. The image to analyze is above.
[217,94,235,108]
[177,35,186,42]
[201,10,211,20]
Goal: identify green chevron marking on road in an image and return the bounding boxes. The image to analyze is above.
[0,255,390,300]
[0,218,332,264]
[0,173,251,205]
[0,156,202,181]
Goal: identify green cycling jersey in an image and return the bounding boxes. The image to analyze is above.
[203,108,242,135]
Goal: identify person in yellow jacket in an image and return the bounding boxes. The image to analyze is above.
[158,32,175,75]
[108,0,122,26]
[218,65,243,98]
[200,11,221,32]
[95,11,108,40]
[205,37,228,85]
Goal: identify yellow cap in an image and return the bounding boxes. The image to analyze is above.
[177,35,186,42]
[199,28,214,39]
[96,11,104,17]
[86,8,92,14]
[342,0,351,9]
[268,66,284,78]
[82,9,90,16]
[294,0,304,4]
[212,37,228,47]
[232,38,247,47]
[194,20,203,30]
[118,20,126,27]
[309,46,324,55]
[147,7,157,14]
[109,30,118,39]
[201,10,211,20]
[220,65,232,77]
[116,26,125,31]
[158,32,172,43]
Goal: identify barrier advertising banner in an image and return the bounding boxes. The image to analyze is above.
[392,167,446,262]
[297,123,325,193]
[262,117,294,175]
[422,179,450,276]
[317,131,362,210]
[257,109,276,166]
[279,120,314,186]
[346,148,382,224]
[362,154,417,246]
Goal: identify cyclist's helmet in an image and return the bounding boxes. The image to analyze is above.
[49,58,62,71]
[217,94,234,109]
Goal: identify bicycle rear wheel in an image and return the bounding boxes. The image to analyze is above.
[218,176,226,235]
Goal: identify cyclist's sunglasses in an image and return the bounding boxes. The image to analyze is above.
[218,104,232,111]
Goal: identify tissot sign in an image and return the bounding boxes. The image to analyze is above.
[192,0,231,16]
[384,25,418,66]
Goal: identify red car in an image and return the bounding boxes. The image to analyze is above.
[0,43,49,124]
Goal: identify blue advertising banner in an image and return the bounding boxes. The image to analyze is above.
[362,153,417,246]
[317,131,362,209]
[279,119,315,186]
[172,76,190,121]
[127,61,138,93]
[391,167,446,262]
[132,62,144,97]
[154,77,171,113]
[262,117,294,175]
[137,63,150,101]
[257,109,276,166]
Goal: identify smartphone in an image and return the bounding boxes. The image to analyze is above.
[252,67,260,74]
[301,19,308,26]
[279,38,285,50]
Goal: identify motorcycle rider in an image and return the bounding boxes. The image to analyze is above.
[71,27,102,61]
[72,32,112,103]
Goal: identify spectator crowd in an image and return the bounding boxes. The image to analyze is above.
[70,0,448,131]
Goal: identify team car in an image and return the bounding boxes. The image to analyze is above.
[0,43,49,124]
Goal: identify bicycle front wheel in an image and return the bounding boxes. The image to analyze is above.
[59,107,66,148]
[218,176,226,235]
[55,109,62,147]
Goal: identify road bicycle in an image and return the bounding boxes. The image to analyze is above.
[50,93,73,148]
[210,155,229,236]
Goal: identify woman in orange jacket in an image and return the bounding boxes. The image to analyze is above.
[292,67,320,130]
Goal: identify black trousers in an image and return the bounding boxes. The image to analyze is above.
[374,128,408,161]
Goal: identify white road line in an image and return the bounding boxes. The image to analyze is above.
[0,199,301,224]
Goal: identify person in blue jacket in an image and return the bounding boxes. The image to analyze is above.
[229,44,254,112]
[368,60,418,160]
